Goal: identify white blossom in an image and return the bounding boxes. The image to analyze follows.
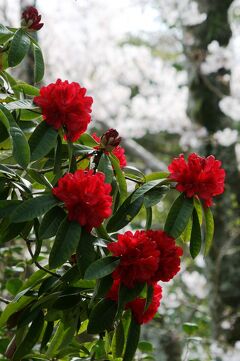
[214,128,238,147]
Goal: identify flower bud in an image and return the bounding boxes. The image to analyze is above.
[21,6,43,31]
[100,128,121,151]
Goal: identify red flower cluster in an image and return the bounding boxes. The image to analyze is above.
[34,79,93,142]
[21,6,43,31]
[52,170,112,231]
[107,230,182,288]
[168,153,225,207]
[92,132,127,169]
[107,279,162,325]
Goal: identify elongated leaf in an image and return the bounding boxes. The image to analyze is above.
[190,209,202,259]
[0,105,30,168]
[79,133,98,147]
[12,82,40,96]
[145,171,169,182]
[41,322,54,351]
[109,154,127,203]
[49,219,81,269]
[117,283,145,316]
[164,193,194,238]
[10,194,58,223]
[13,311,44,361]
[28,168,52,188]
[87,299,117,334]
[112,321,125,359]
[6,99,38,110]
[0,295,34,328]
[131,180,162,203]
[28,121,58,161]
[84,256,120,280]
[0,200,22,218]
[39,206,66,240]
[194,198,203,225]
[123,317,141,361]
[204,207,214,255]
[76,228,96,275]
[144,284,154,311]
[0,220,27,244]
[98,153,113,184]
[0,108,10,132]
[181,216,193,243]
[143,186,169,208]
[33,44,44,83]
[0,24,13,43]
[106,194,144,233]
[8,29,31,67]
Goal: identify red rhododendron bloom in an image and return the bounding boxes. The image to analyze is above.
[127,283,162,324]
[147,230,183,282]
[107,280,162,324]
[92,133,127,169]
[52,170,112,231]
[168,153,225,207]
[34,79,93,142]
[107,230,160,288]
[21,6,43,31]
[107,230,182,287]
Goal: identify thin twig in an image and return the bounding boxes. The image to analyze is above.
[26,241,60,278]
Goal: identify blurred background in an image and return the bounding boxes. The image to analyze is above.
[0,0,240,360]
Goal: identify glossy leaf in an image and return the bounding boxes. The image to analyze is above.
[131,180,162,203]
[106,194,144,233]
[8,29,31,67]
[164,193,194,238]
[38,206,66,240]
[204,207,214,255]
[84,256,120,280]
[12,82,40,96]
[143,186,169,208]
[28,121,58,161]
[87,299,117,334]
[123,317,141,361]
[98,153,113,184]
[112,321,125,359]
[0,24,13,43]
[49,219,81,269]
[33,44,44,83]
[76,228,96,275]
[190,209,202,259]
[109,153,128,203]
[10,194,58,223]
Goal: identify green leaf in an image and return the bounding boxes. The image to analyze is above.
[87,299,117,334]
[27,168,52,189]
[98,153,113,184]
[0,295,35,328]
[194,198,203,225]
[8,29,31,67]
[112,321,125,359]
[84,256,120,280]
[131,180,163,203]
[0,24,13,43]
[190,209,202,259]
[204,207,214,255]
[79,133,98,147]
[117,283,145,317]
[6,99,38,110]
[0,107,10,132]
[28,121,58,161]
[0,220,27,244]
[145,172,169,182]
[13,311,44,361]
[6,279,23,296]
[10,194,58,223]
[164,193,194,238]
[41,322,54,351]
[0,200,22,218]
[145,206,152,230]
[123,317,141,361]
[33,44,44,83]
[12,82,40,96]
[181,216,193,243]
[0,105,30,168]
[49,219,81,269]
[143,186,169,208]
[106,194,144,233]
[144,284,154,311]
[109,154,128,203]
[76,228,96,275]
[39,206,66,240]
